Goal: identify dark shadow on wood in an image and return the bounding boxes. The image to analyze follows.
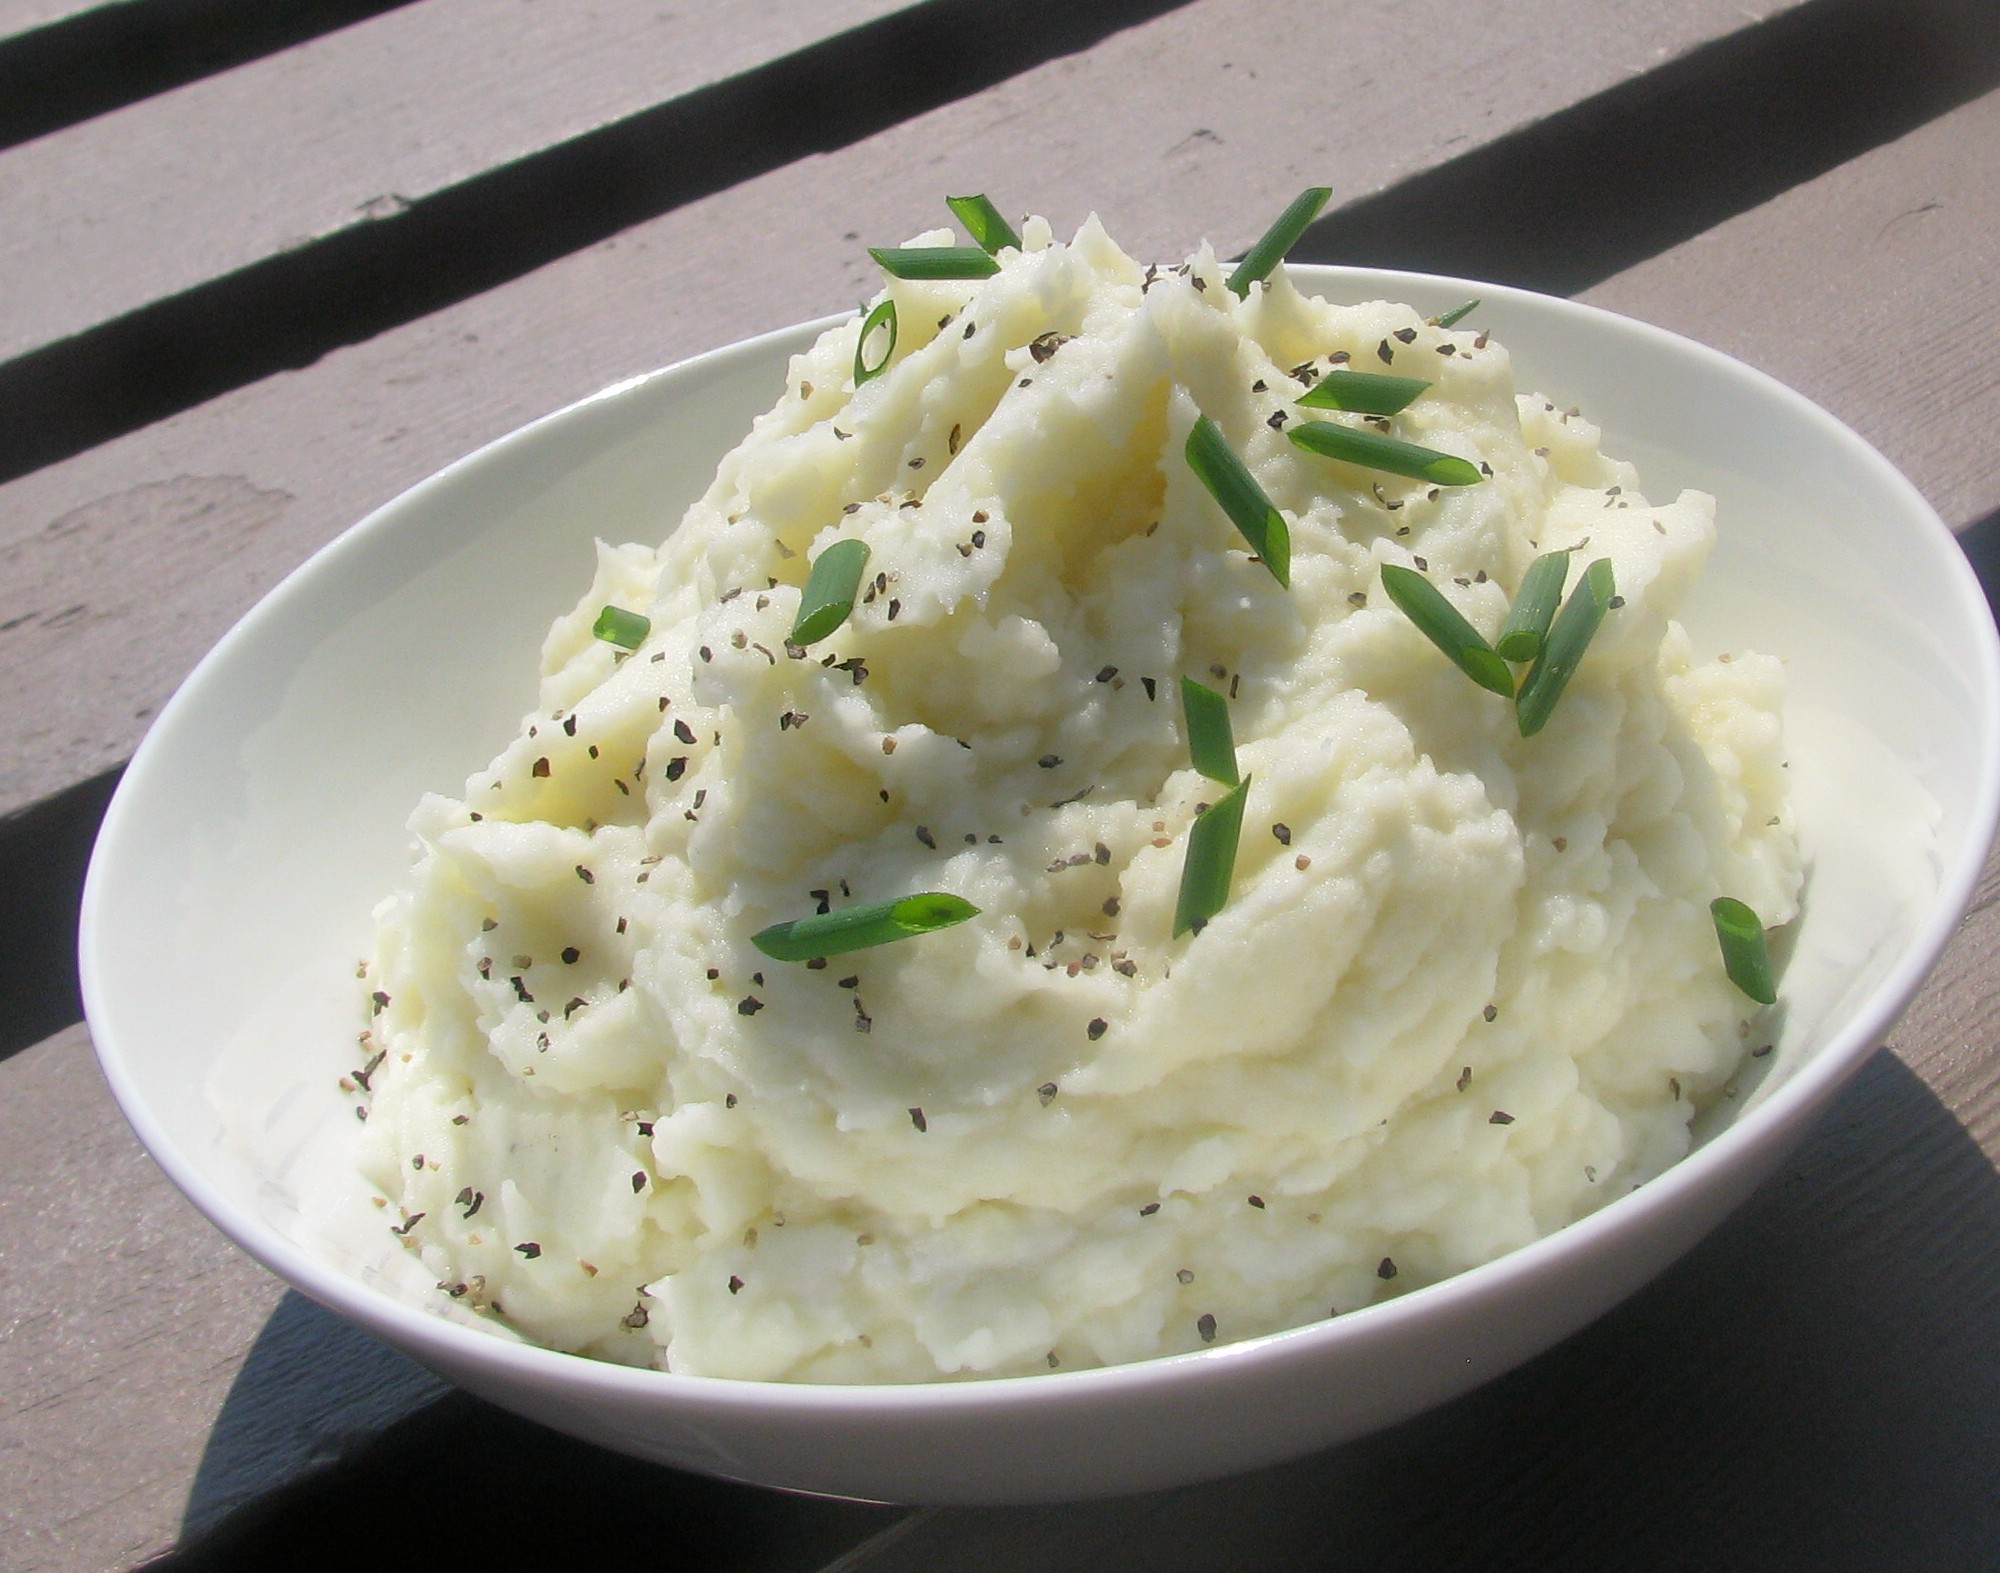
[0,765,118,1061]
[161,1293,899,1569]
[177,1291,446,1539]
[1292,0,2000,296]
[0,0,420,152]
[0,0,1195,488]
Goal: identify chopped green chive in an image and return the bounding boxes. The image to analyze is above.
[1710,897,1777,1004]
[1185,414,1289,586]
[592,605,650,650]
[1174,776,1251,937]
[1515,558,1616,736]
[790,539,871,645]
[753,893,980,962]
[854,299,897,386]
[1379,564,1513,696]
[1432,299,1480,329]
[868,246,1001,280]
[1226,186,1332,298]
[1495,550,1571,664]
[1297,371,1431,417]
[1180,677,1239,787]
[1288,420,1484,486]
[945,193,1020,254]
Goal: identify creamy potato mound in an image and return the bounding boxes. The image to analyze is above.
[357,215,1800,1381]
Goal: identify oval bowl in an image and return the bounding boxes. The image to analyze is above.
[81,266,2000,1503]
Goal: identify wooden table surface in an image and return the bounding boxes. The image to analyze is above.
[4,1,1999,1567]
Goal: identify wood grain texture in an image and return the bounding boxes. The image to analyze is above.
[0,0,1801,822]
[0,1,424,153]
[0,1025,440,1573]
[1582,83,2000,531]
[0,0,924,366]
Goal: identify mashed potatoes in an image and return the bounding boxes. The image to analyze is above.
[354,212,1799,1381]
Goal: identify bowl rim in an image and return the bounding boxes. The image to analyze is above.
[80,263,2000,1416]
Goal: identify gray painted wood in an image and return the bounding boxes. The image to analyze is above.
[0,0,1801,823]
[1581,84,2000,533]
[0,1025,442,1572]
[0,0,924,367]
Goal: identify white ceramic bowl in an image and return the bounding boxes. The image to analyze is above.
[81,267,2000,1504]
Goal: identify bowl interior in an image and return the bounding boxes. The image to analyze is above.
[80,267,2000,1492]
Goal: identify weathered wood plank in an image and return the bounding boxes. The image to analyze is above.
[0,0,424,153]
[0,0,1808,824]
[1580,85,2000,531]
[0,0,921,365]
[0,1024,439,1572]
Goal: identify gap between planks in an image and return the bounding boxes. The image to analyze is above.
[0,0,421,151]
[0,0,1196,480]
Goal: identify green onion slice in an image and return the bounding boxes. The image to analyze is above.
[1185,414,1289,586]
[592,605,650,649]
[1515,557,1616,737]
[945,193,1020,254]
[1288,420,1483,487]
[1296,371,1431,417]
[1495,550,1571,664]
[1180,677,1239,787]
[1710,896,1777,1005]
[753,892,980,962]
[1432,299,1480,329]
[868,246,1001,280]
[790,539,871,645]
[1379,564,1513,696]
[854,298,897,386]
[1173,775,1251,937]
[1226,187,1332,298]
